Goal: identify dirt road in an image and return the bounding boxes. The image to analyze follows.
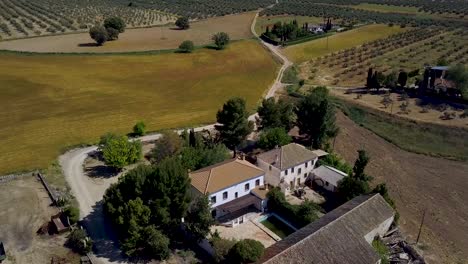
[334,111,468,263]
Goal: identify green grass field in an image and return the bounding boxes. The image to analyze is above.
[336,99,468,161]
[0,40,278,174]
[255,15,328,35]
[284,24,406,63]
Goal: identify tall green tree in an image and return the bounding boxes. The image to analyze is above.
[257,127,292,150]
[215,97,253,150]
[447,64,468,100]
[212,32,230,50]
[185,195,214,242]
[150,130,183,163]
[89,25,108,45]
[295,87,337,148]
[175,16,190,29]
[398,71,408,88]
[257,98,294,130]
[353,149,369,181]
[337,149,371,201]
[133,121,146,136]
[100,134,141,169]
[104,17,126,33]
[180,144,230,171]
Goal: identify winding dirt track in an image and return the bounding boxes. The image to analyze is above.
[59,10,291,264]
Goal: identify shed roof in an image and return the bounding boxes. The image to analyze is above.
[257,143,318,171]
[431,66,449,71]
[189,159,264,194]
[312,165,348,187]
[258,194,394,264]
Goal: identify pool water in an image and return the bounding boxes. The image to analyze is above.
[260,215,295,238]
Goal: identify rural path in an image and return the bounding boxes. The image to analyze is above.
[59,11,291,263]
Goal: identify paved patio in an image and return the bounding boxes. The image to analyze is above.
[211,213,277,248]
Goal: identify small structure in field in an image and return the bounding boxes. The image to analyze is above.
[50,212,71,234]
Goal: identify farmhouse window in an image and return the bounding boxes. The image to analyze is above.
[255,179,260,186]
[211,196,217,204]
[223,191,228,200]
[245,183,250,191]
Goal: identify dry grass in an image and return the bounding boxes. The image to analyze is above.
[0,40,278,174]
[0,176,79,263]
[0,12,255,53]
[283,24,406,63]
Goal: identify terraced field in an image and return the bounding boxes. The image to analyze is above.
[283,24,406,63]
[0,40,278,174]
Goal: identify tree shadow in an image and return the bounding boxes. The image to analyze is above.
[85,165,119,178]
[81,201,127,263]
[78,43,99,47]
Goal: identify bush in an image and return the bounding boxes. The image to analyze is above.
[99,133,142,169]
[133,121,146,136]
[106,27,120,40]
[228,239,265,263]
[212,32,230,50]
[104,17,126,33]
[179,40,194,53]
[66,228,92,254]
[89,25,108,46]
[257,127,291,150]
[210,232,236,263]
[63,206,79,225]
[175,16,190,29]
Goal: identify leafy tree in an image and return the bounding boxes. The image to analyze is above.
[228,239,265,263]
[150,130,183,163]
[398,71,408,88]
[106,27,120,40]
[180,144,230,171]
[210,232,236,263]
[63,206,79,224]
[257,98,294,130]
[66,228,92,254]
[185,195,214,242]
[215,97,253,150]
[384,71,397,89]
[446,64,468,100]
[258,127,292,150]
[436,57,448,66]
[100,134,141,169]
[212,32,230,50]
[142,226,170,260]
[179,40,194,53]
[175,16,190,30]
[353,149,370,181]
[318,152,352,175]
[89,25,108,45]
[366,68,373,90]
[104,17,126,33]
[133,121,146,136]
[295,87,337,148]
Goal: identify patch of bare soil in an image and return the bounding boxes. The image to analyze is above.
[334,111,468,263]
[0,12,255,53]
[0,176,79,263]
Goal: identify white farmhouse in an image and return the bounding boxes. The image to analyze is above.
[256,143,319,191]
[309,165,348,192]
[189,158,267,222]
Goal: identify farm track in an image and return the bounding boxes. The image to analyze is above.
[59,8,290,264]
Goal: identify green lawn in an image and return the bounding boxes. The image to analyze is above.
[284,24,407,63]
[336,99,468,161]
[0,40,278,174]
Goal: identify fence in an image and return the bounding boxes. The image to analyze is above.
[37,173,58,205]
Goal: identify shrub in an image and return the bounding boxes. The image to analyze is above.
[133,121,146,136]
[66,228,92,254]
[210,232,236,263]
[179,40,194,53]
[228,239,265,263]
[63,206,80,225]
[212,32,230,50]
[106,27,120,40]
[175,16,190,29]
[89,25,108,45]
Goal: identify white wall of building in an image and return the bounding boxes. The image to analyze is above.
[279,158,318,190]
[257,157,318,191]
[209,175,264,208]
